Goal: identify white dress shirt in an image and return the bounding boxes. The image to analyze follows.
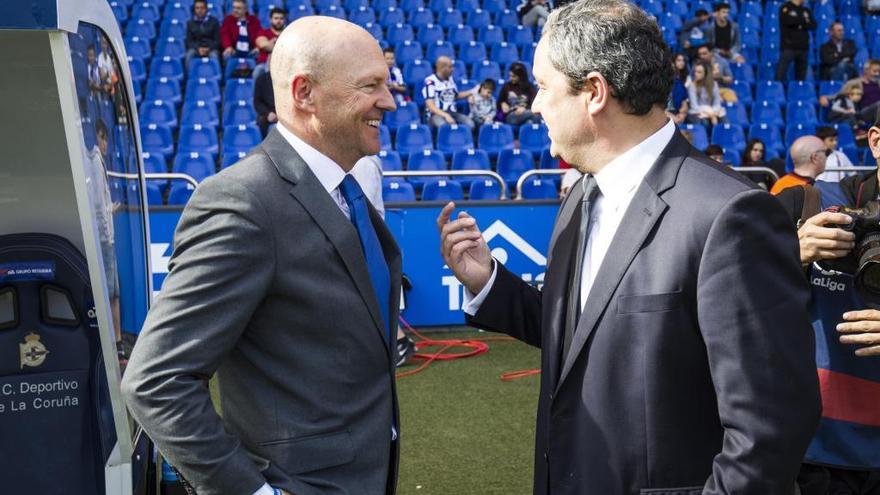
[463,119,676,315]
[252,125,389,495]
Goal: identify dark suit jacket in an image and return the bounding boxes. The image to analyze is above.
[122,128,402,495]
[185,15,220,51]
[468,131,821,495]
[819,38,857,78]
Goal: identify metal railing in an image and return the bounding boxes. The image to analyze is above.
[143,172,199,189]
[383,170,508,200]
[515,169,567,199]
[732,166,780,182]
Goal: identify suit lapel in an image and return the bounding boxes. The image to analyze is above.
[261,129,392,354]
[555,131,690,391]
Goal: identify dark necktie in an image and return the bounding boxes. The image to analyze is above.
[562,174,600,360]
[339,175,391,344]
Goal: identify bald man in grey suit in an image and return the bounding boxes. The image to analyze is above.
[122,17,400,495]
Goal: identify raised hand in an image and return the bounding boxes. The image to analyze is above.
[437,202,493,294]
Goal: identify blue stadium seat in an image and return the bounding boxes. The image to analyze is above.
[730,61,755,83]
[395,40,424,65]
[451,59,468,79]
[787,81,817,105]
[471,60,502,82]
[438,8,464,28]
[383,178,417,201]
[520,42,538,66]
[110,1,129,25]
[755,80,786,104]
[418,23,445,44]
[518,122,550,155]
[786,101,817,124]
[466,9,491,29]
[478,25,505,45]
[396,123,434,157]
[731,80,753,105]
[223,57,256,80]
[752,101,785,127]
[497,148,535,187]
[167,182,197,205]
[785,123,817,147]
[388,22,416,44]
[478,123,515,158]
[506,25,534,46]
[186,78,221,105]
[422,179,464,200]
[379,150,404,171]
[223,124,262,152]
[319,5,347,19]
[437,124,475,157]
[128,56,146,87]
[748,123,784,156]
[131,1,160,23]
[379,125,393,151]
[126,18,156,41]
[400,0,425,11]
[145,77,182,106]
[316,0,342,11]
[430,0,454,13]
[140,100,178,129]
[447,24,474,46]
[520,177,558,199]
[383,101,421,131]
[540,148,559,169]
[832,123,856,149]
[363,21,385,41]
[490,42,519,66]
[494,9,519,29]
[159,18,187,39]
[481,0,506,13]
[142,151,167,174]
[679,123,709,150]
[451,148,491,174]
[173,151,216,182]
[403,59,433,88]
[722,101,749,127]
[456,0,479,13]
[163,2,190,23]
[221,149,249,168]
[408,7,434,28]
[146,183,164,205]
[133,82,142,104]
[819,80,844,98]
[150,56,184,82]
[468,178,502,200]
[350,6,377,25]
[380,7,407,28]
[711,123,746,153]
[140,123,175,157]
[223,78,254,103]
[182,100,220,127]
[864,148,876,167]
[178,124,219,156]
[156,36,186,59]
[188,57,222,82]
[426,41,455,62]
[407,149,447,188]
[458,41,487,65]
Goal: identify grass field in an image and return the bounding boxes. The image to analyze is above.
[395,330,541,495]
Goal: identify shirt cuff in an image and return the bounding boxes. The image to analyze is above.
[253,483,275,495]
[461,260,498,316]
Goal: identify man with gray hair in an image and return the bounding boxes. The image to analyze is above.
[123,16,401,495]
[438,0,820,493]
[770,135,829,194]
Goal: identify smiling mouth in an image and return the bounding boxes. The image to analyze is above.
[366,120,380,128]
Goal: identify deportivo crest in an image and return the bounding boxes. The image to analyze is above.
[20,333,49,368]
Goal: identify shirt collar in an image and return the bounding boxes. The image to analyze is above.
[276,123,346,194]
[591,119,676,203]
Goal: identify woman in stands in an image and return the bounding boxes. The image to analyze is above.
[669,53,690,124]
[687,60,726,129]
[497,62,542,126]
[742,138,783,190]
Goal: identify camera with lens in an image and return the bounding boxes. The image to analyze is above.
[818,200,880,308]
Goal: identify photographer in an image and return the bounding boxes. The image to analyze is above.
[776,122,880,494]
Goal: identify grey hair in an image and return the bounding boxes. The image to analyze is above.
[542,0,674,115]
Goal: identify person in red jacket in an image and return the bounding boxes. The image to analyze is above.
[220,0,262,60]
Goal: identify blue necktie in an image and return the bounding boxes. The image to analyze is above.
[339,175,391,344]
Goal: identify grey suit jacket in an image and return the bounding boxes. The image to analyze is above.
[122,128,402,495]
[467,131,821,495]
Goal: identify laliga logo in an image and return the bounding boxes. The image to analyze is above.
[443,220,546,311]
[811,276,846,292]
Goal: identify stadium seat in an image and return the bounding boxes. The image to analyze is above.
[711,123,746,153]
[497,148,535,187]
[316,0,342,11]
[787,81,817,105]
[383,101,421,131]
[819,80,844,98]
[506,25,534,46]
[751,101,785,127]
[379,150,403,171]
[418,23,445,44]
[679,123,709,150]
[471,60,502,82]
[520,177,558,199]
[409,7,434,28]
[426,41,455,62]
[223,78,254,103]
[489,42,519,66]
[156,36,185,59]
[519,123,550,155]
[466,9,491,29]
[110,1,129,25]
[146,183,164,205]
[379,125,393,151]
[132,1,160,23]
[185,78,221,105]
[163,2,189,23]
[832,123,856,149]
[422,179,464,201]
[722,101,749,127]
[221,150,249,168]
[437,124,475,157]
[456,0,479,13]
[181,100,220,127]
[363,21,384,41]
[458,41,487,65]
[396,123,434,157]
[468,178,502,199]
[438,8,464,29]
[730,61,755,84]
[447,24,475,44]
[478,25,505,46]
[380,7,406,27]
[748,123,784,156]
[128,57,146,87]
[167,182,197,205]
[786,101,817,124]
[755,80,786,104]
[350,6,377,25]
[478,123,515,159]
[149,56,183,82]
[731,80,753,105]
[223,57,256,80]
[223,100,257,127]
[400,0,424,11]
[178,124,219,156]
[407,148,447,189]
[383,178,417,201]
[173,151,215,182]
[319,5,346,19]
[142,151,167,174]
[188,57,222,82]
[140,100,178,129]
[222,124,262,153]
[395,40,424,66]
[785,123,817,147]
[539,148,559,169]
[481,0,505,13]
[495,9,519,29]
[160,18,187,39]
[126,18,156,41]
[403,59,433,88]
[145,77,181,106]
[140,123,174,157]
[430,0,453,12]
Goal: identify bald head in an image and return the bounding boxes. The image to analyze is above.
[435,56,453,79]
[790,135,827,177]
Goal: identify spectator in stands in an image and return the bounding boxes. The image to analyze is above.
[704,144,725,162]
[705,2,743,63]
[696,44,733,87]
[742,137,785,188]
[87,44,101,95]
[220,0,262,60]
[517,0,550,27]
[668,53,690,124]
[770,135,829,194]
[820,22,858,81]
[687,61,726,127]
[815,126,855,182]
[742,138,767,168]
[254,53,275,137]
[821,60,880,123]
[829,79,866,130]
[253,7,286,79]
[185,0,220,70]
[383,47,408,105]
[776,0,816,81]
[498,62,541,125]
[422,56,475,128]
[678,9,712,57]
[97,36,115,94]
[470,79,498,126]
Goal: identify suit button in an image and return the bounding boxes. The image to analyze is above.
[548,393,554,400]
[543,452,548,461]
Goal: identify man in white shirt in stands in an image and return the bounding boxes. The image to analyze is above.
[422,56,476,128]
[815,125,857,182]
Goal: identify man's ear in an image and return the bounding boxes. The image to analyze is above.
[291,75,315,111]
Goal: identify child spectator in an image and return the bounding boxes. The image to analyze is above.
[470,79,498,125]
[815,125,855,182]
[383,47,408,105]
[829,80,867,133]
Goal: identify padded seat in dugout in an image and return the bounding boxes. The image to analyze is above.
[0,233,116,494]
